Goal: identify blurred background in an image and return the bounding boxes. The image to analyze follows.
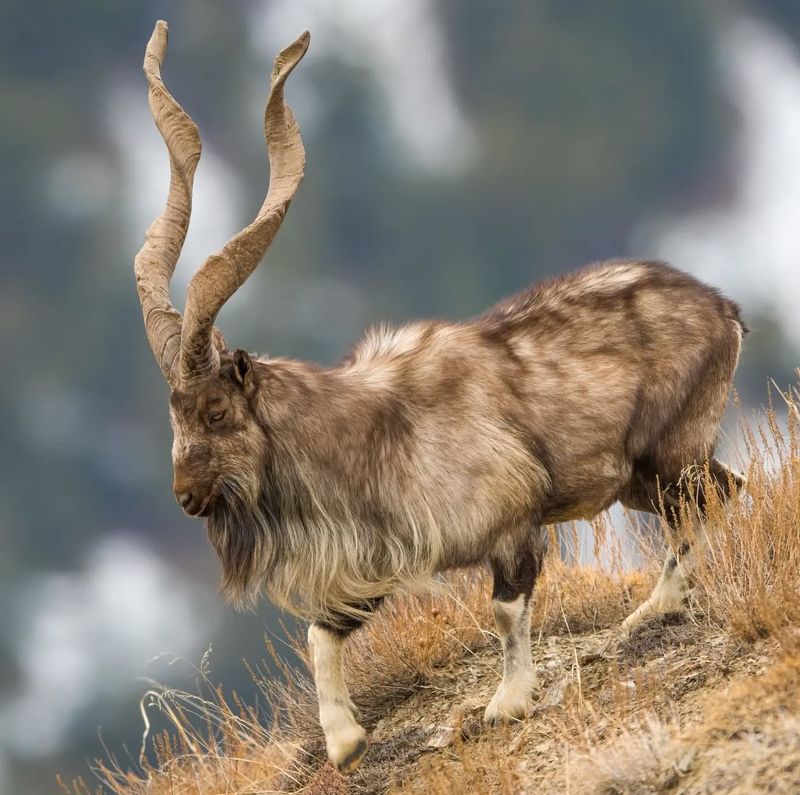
[1,1,799,791]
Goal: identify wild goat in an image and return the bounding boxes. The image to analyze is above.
[135,22,745,772]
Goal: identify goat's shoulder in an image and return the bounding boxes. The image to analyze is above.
[347,318,505,367]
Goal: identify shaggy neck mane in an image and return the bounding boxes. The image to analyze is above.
[206,357,443,621]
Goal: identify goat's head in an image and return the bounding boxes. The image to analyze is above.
[133,21,308,517]
[169,349,265,517]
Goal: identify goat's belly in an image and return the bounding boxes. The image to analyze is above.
[540,495,616,524]
[539,457,630,524]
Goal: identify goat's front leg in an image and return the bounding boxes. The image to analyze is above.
[307,610,374,773]
[484,536,543,724]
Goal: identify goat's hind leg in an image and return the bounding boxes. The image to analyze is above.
[308,601,381,773]
[484,531,544,724]
[618,540,693,638]
[619,458,744,639]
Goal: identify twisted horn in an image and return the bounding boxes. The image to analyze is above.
[133,20,201,388]
[179,31,310,383]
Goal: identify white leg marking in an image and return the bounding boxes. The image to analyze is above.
[620,519,711,638]
[484,594,538,723]
[307,624,367,772]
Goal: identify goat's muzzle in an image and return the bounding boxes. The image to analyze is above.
[173,471,216,518]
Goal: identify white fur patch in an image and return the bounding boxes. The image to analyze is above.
[619,541,696,637]
[580,264,643,292]
[650,560,691,612]
[307,624,367,771]
[485,595,537,723]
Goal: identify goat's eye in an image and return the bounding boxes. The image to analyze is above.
[208,409,227,424]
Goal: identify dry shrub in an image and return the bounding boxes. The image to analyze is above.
[568,716,689,795]
[697,711,800,794]
[399,729,524,795]
[691,395,800,647]
[568,656,800,795]
[61,682,311,795]
[534,554,656,638]
[696,654,800,738]
[671,655,800,794]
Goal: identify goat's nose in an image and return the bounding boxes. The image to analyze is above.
[175,490,193,510]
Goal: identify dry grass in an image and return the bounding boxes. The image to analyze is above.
[692,399,800,647]
[62,388,800,794]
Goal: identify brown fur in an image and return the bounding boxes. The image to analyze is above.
[167,258,745,622]
[137,26,747,769]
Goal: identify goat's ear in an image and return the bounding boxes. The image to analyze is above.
[232,349,254,394]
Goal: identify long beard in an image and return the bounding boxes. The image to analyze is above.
[206,478,282,610]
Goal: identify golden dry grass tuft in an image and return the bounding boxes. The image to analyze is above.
[63,390,800,794]
[691,400,800,648]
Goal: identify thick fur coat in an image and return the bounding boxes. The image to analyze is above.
[166,260,746,620]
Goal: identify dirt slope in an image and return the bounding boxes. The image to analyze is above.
[304,611,786,794]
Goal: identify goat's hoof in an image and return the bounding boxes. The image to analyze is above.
[327,725,368,774]
[618,600,656,640]
[483,682,534,725]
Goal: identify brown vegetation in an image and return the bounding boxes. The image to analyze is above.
[60,389,800,794]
